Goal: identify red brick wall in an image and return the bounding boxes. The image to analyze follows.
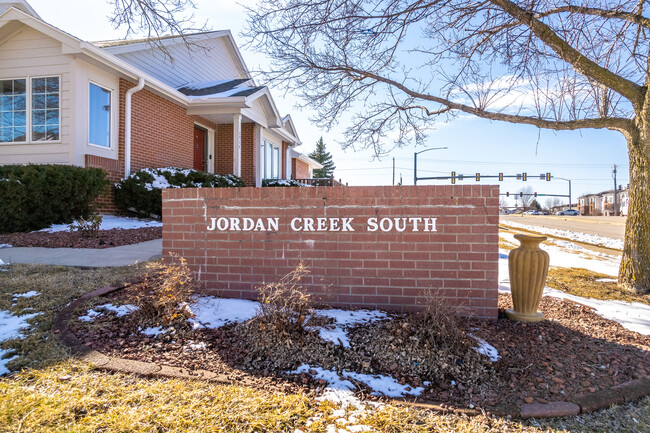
[120,79,194,173]
[215,123,234,176]
[292,158,311,179]
[240,123,257,187]
[85,155,121,213]
[162,185,499,318]
[91,80,224,212]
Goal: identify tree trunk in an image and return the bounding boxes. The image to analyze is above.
[619,123,650,294]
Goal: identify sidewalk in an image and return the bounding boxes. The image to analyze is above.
[0,239,162,267]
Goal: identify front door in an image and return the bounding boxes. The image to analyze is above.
[193,127,206,171]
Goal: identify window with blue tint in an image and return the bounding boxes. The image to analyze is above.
[0,79,27,142]
[89,83,111,147]
[31,76,59,141]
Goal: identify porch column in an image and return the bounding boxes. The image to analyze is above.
[233,114,242,177]
[285,146,292,180]
[255,125,263,187]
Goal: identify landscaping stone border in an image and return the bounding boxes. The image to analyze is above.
[54,285,650,420]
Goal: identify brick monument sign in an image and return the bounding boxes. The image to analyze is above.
[162,185,499,318]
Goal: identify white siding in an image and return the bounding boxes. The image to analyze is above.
[0,26,75,165]
[72,59,120,165]
[108,38,247,88]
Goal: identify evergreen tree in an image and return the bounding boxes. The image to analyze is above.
[308,137,336,178]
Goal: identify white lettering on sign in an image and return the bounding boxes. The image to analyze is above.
[207,217,438,232]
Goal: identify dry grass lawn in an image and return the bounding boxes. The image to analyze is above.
[1,262,649,432]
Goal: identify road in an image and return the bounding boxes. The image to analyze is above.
[499,215,626,241]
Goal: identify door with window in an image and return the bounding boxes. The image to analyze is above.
[193,126,206,171]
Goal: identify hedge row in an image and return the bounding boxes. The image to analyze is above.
[113,167,245,218]
[0,165,108,233]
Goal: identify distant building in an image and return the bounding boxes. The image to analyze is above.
[578,186,629,216]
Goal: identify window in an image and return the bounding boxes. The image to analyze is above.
[89,82,111,147]
[0,79,26,143]
[262,139,280,179]
[0,76,59,144]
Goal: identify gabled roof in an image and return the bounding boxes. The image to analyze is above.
[290,149,323,169]
[0,0,40,19]
[0,4,294,133]
[96,30,252,83]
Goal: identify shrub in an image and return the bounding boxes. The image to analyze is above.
[113,167,245,218]
[69,214,103,238]
[261,179,308,187]
[254,263,312,334]
[131,255,196,327]
[0,165,108,233]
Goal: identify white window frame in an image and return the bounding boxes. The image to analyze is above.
[88,80,113,149]
[0,74,61,145]
[261,139,281,179]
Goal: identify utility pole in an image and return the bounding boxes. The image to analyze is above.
[612,165,618,216]
[392,157,395,186]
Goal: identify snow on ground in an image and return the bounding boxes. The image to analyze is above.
[140,326,167,337]
[543,287,650,335]
[470,334,501,362]
[0,310,38,375]
[500,219,624,250]
[498,236,650,335]
[292,363,424,404]
[12,291,39,299]
[500,231,620,277]
[188,297,259,329]
[40,215,162,233]
[0,244,11,248]
[308,309,388,347]
[78,303,138,322]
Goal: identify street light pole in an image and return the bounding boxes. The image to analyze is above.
[553,177,572,209]
[414,146,448,185]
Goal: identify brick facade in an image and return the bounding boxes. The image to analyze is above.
[91,79,265,212]
[162,185,499,318]
[292,158,311,179]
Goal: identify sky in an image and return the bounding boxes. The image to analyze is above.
[27,0,631,206]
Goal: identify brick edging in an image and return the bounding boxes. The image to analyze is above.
[54,286,650,419]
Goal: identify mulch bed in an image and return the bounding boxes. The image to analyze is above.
[0,227,162,249]
[68,287,649,411]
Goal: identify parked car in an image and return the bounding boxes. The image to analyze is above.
[556,209,580,216]
[523,210,543,215]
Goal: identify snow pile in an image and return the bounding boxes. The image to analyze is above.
[501,220,624,250]
[40,215,161,233]
[78,303,139,322]
[308,309,388,347]
[188,297,259,329]
[184,341,207,351]
[0,244,11,248]
[0,310,38,375]
[292,364,424,402]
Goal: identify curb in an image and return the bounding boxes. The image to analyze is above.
[54,285,650,420]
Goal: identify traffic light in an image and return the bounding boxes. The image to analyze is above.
[499,173,503,181]
[475,173,480,181]
[506,192,509,197]
[546,172,551,181]
[520,191,523,197]
[451,171,456,184]
[458,174,464,181]
[534,192,537,197]
[522,172,527,181]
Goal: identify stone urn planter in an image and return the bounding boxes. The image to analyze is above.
[506,234,549,322]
